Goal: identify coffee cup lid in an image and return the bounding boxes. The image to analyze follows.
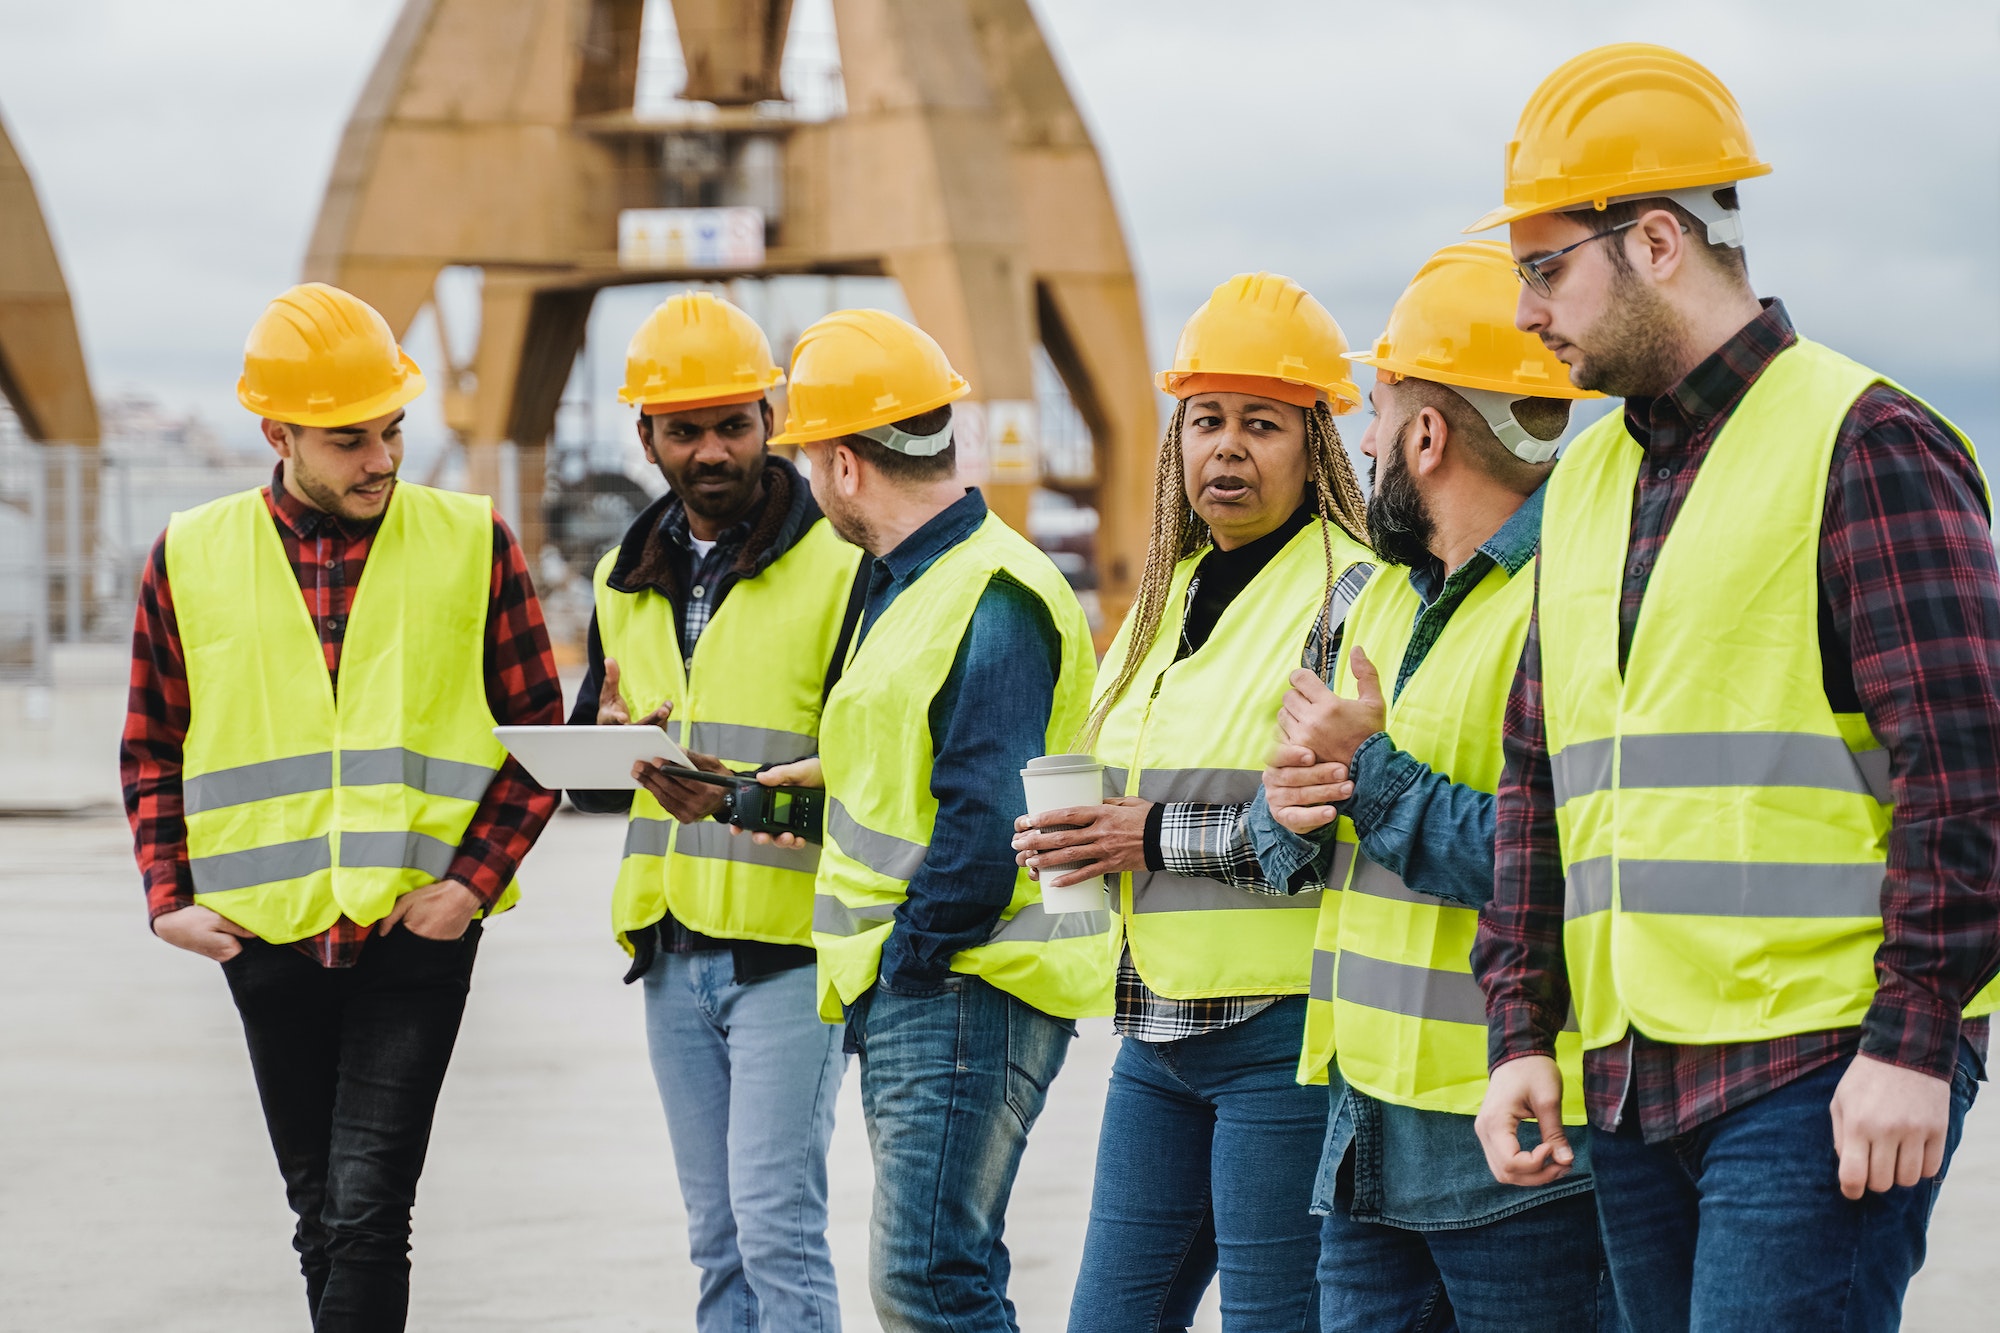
[1021,752,1102,778]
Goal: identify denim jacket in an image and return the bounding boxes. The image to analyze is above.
[1248,482,1595,1229]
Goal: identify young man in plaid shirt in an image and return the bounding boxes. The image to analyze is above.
[1467,46,1999,1331]
[122,284,561,1331]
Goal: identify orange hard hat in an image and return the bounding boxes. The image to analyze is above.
[1157,273,1361,415]
[619,291,784,412]
[1466,43,1770,241]
[237,283,425,428]
[769,309,970,447]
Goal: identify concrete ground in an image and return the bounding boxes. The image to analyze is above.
[3,807,1993,1330]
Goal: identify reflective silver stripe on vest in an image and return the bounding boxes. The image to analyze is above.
[1549,738,1614,807]
[827,800,928,882]
[1310,947,1336,1002]
[682,722,818,766]
[624,817,672,858]
[191,836,334,894]
[341,830,458,880]
[813,895,1110,944]
[1552,733,1889,805]
[1134,767,1262,805]
[1618,859,1883,919]
[1103,767,1129,799]
[1336,951,1488,1028]
[1564,856,1613,921]
[1129,870,1321,914]
[813,895,898,937]
[672,819,820,874]
[184,753,336,816]
[1330,839,1356,890]
[1349,859,1443,907]
[987,903,1113,944]
[340,748,498,802]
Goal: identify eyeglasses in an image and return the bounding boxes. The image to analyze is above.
[1511,220,1639,297]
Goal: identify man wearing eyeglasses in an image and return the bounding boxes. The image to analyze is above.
[1469,44,1999,1333]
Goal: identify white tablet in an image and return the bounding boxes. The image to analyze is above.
[494,725,693,790]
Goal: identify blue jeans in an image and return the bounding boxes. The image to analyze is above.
[1592,1040,1981,1333]
[645,951,847,1333]
[1068,997,1325,1333]
[856,974,1075,1333]
[1317,1180,1613,1332]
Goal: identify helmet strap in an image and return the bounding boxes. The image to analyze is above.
[1612,184,1745,248]
[856,418,955,457]
[1454,386,1562,465]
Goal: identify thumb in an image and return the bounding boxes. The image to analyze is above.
[603,656,621,691]
[1350,647,1383,702]
[1530,1083,1573,1166]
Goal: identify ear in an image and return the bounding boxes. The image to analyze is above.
[635,415,658,465]
[1410,406,1450,479]
[261,418,295,460]
[831,441,864,495]
[1628,207,1690,284]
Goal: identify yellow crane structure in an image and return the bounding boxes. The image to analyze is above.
[0,102,97,449]
[304,0,1155,628]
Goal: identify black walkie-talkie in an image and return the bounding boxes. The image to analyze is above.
[664,766,824,843]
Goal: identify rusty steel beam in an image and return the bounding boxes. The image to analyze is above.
[304,0,1151,628]
[0,100,97,447]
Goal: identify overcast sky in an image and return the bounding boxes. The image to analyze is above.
[1,0,1995,454]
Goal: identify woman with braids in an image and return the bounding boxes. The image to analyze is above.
[1012,272,1375,1331]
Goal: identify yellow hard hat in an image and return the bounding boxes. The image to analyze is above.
[1156,272,1361,415]
[1352,241,1602,463]
[619,291,784,412]
[768,309,970,446]
[1466,43,1770,238]
[237,282,425,428]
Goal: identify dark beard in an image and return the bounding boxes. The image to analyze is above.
[1365,425,1434,568]
[671,456,765,525]
[1567,263,1692,398]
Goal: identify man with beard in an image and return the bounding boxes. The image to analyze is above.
[1467,44,2000,1331]
[567,292,862,1332]
[123,283,563,1330]
[751,308,1104,1333]
[1252,243,1610,1330]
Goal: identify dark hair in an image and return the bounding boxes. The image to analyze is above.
[1564,186,1749,286]
[1395,377,1566,495]
[841,404,957,483]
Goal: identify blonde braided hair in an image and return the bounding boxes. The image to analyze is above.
[1075,398,1372,752]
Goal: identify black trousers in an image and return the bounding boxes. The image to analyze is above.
[221,922,481,1332]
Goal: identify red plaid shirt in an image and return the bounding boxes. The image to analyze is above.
[1475,301,2000,1141]
[121,469,564,967]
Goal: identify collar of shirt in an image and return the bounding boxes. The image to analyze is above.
[1623,297,1796,453]
[660,489,758,559]
[1405,478,1545,607]
[859,488,989,641]
[264,464,383,541]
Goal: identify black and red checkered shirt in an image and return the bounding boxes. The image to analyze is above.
[121,468,564,967]
[1475,300,2000,1141]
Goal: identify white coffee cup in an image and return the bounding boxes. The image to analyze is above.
[1020,753,1112,914]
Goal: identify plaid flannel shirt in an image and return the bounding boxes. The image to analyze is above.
[1473,301,2000,1140]
[122,470,564,967]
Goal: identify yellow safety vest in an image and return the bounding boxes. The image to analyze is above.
[592,518,862,952]
[812,511,1110,1022]
[1301,559,1585,1119]
[168,482,515,943]
[1540,338,1999,1049]
[1093,519,1374,999]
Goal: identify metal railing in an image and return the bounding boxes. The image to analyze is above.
[0,442,272,682]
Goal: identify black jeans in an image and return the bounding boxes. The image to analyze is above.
[221,922,481,1332]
